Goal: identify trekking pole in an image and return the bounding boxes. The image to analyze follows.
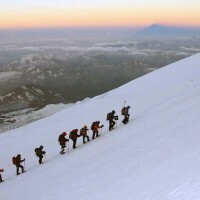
[100,128,102,136]
[44,153,46,162]
[101,124,104,135]
[67,141,69,152]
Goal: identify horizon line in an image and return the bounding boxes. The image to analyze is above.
[0,24,200,31]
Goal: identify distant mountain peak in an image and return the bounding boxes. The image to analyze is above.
[136,24,200,38]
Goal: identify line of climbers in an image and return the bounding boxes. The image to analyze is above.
[0,105,130,183]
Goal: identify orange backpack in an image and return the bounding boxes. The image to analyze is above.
[12,156,17,165]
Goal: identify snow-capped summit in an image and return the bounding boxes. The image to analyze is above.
[0,54,200,200]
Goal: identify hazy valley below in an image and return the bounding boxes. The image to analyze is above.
[0,27,200,132]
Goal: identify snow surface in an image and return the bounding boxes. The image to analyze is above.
[1,54,200,200]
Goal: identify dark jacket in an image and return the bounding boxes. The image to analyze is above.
[124,106,130,116]
[107,112,117,121]
[70,130,80,140]
[35,147,46,157]
[16,155,25,166]
[59,135,69,145]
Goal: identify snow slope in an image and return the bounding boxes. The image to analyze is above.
[1,54,200,200]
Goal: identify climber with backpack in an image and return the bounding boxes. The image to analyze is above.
[107,110,118,131]
[91,121,104,139]
[69,129,81,149]
[121,105,131,124]
[80,125,90,144]
[58,132,69,154]
[35,145,46,164]
[12,154,25,175]
[0,168,4,183]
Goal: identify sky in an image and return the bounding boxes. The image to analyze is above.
[0,0,199,29]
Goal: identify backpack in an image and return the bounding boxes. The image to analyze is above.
[69,130,76,139]
[106,113,111,120]
[58,135,62,143]
[35,148,40,157]
[12,156,17,165]
[121,107,125,115]
[80,128,84,135]
[91,122,96,130]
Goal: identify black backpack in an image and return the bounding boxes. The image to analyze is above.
[35,148,40,157]
[107,113,112,120]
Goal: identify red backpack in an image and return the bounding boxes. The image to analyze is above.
[69,129,77,139]
[121,107,125,115]
[12,156,17,165]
